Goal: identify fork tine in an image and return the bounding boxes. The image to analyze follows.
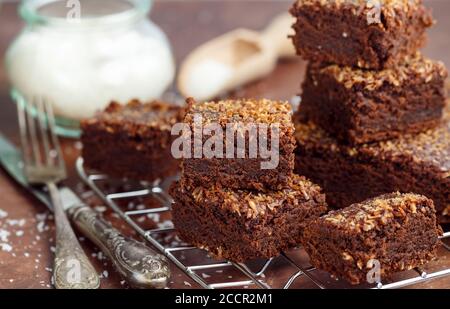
[27,98,43,166]
[43,99,65,170]
[16,100,33,166]
[36,97,52,166]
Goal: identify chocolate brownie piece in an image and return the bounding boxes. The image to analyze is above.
[180,98,296,190]
[300,53,448,145]
[81,100,184,182]
[293,103,450,223]
[302,193,443,285]
[290,0,433,70]
[170,174,327,262]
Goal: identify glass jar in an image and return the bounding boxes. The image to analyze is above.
[6,0,175,137]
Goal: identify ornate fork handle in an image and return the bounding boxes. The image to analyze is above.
[67,205,170,289]
[49,182,100,289]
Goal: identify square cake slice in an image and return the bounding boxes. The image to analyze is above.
[302,193,443,285]
[290,0,433,70]
[294,103,450,223]
[81,100,184,182]
[180,98,296,190]
[170,174,327,262]
[299,53,447,145]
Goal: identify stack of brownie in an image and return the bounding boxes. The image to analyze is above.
[290,0,449,223]
[171,98,328,262]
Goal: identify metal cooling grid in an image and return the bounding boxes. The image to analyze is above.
[76,158,450,289]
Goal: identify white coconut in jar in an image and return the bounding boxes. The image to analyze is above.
[6,0,175,125]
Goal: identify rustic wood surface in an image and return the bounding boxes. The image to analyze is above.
[0,0,449,289]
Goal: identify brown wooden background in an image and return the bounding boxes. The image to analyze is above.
[0,0,449,289]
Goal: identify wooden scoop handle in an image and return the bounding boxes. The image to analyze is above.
[261,13,296,59]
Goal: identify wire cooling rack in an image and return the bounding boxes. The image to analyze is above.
[76,158,450,289]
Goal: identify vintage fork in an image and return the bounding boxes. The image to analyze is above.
[17,98,100,289]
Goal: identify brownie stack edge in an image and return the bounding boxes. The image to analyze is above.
[290,0,448,146]
[289,0,450,223]
[170,98,328,262]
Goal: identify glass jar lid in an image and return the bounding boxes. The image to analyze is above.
[20,0,152,28]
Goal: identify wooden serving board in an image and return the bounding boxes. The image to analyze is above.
[0,0,449,289]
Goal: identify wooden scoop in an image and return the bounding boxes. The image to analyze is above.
[178,13,296,101]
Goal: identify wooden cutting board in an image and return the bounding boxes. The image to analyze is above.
[0,0,449,289]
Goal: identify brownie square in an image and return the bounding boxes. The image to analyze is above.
[181,98,296,190]
[81,100,185,182]
[290,0,433,70]
[170,174,327,262]
[302,193,443,285]
[299,53,448,145]
[293,103,450,223]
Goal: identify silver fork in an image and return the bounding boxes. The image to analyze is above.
[17,98,100,289]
